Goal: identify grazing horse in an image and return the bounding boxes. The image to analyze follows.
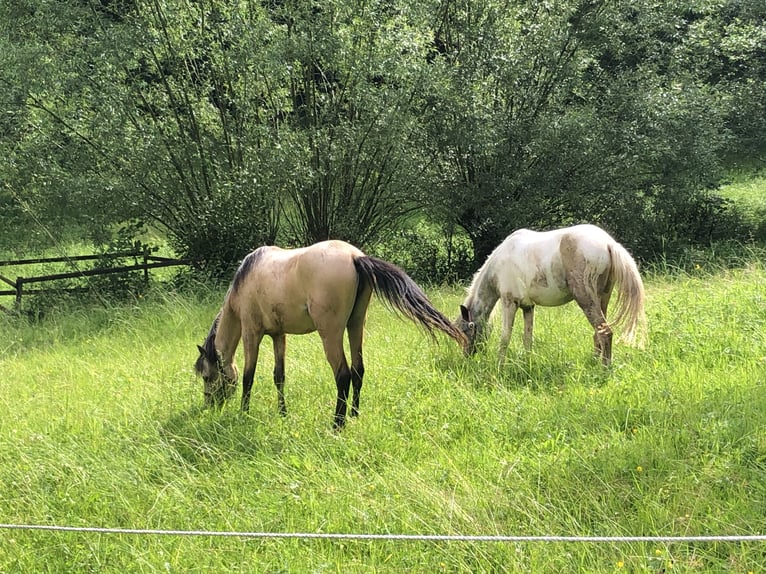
[195,240,466,429]
[455,224,646,366]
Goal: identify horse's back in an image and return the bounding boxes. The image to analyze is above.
[508,224,613,248]
[231,240,363,334]
[563,224,617,247]
[295,241,364,291]
[247,240,362,285]
[559,225,615,267]
[492,225,617,306]
[514,223,612,253]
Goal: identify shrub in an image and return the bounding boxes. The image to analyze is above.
[370,221,474,284]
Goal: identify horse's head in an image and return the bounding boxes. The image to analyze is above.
[455,304,485,356]
[195,344,238,407]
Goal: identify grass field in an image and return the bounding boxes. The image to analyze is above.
[720,171,766,218]
[0,256,765,573]
[719,171,766,242]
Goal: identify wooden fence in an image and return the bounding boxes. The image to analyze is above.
[0,251,189,312]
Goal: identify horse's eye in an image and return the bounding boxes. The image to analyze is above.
[468,322,476,330]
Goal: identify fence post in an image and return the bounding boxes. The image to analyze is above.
[142,248,149,284]
[15,277,23,311]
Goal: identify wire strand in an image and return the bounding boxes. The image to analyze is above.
[1,524,764,543]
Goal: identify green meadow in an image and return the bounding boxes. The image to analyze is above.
[0,257,764,572]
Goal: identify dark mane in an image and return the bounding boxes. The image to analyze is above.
[231,247,266,294]
[195,313,220,373]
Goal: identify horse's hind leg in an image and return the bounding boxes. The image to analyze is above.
[347,287,370,418]
[572,286,612,366]
[595,322,612,366]
[272,334,287,416]
[320,331,352,429]
[596,288,613,365]
[585,305,612,366]
[347,322,365,419]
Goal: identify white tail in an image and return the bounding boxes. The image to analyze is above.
[608,243,647,347]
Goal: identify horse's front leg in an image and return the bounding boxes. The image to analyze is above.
[241,331,264,412]
[498,297,518,366]
[272,334,287,416]
[521,305,535,351]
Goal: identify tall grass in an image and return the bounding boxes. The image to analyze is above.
[720,171,766,217]
[1,261,765,572]
[719,170,766,243]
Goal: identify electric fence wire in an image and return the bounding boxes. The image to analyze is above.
[1,523,765,544]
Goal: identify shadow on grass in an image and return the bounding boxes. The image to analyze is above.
[434,343,613,393]
[158,404,290,469]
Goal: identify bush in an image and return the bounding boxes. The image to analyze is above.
[605,188,754,262]
[173,189,279,279]
[370,221,474,284]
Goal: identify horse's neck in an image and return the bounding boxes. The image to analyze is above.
[468,266,499,324]
[214,304,242,363]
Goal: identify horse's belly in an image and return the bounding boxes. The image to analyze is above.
[280,319,315,335]
[528,287,572,307]
[266,302,316,335]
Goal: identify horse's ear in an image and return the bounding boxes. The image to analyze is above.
[460,305,472,323]
[197,345,206,356]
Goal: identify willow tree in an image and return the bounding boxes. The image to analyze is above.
[2,0,284,270]
[424,0,728,263]
[263,0,438,247]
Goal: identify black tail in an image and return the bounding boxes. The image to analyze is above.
[353,256,466,346]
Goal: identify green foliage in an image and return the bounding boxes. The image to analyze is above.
[424,0,754,264]
[86,222,154,300]
[681,0,766,163]
[175,176,281,277]
[272,1,438,248]
[1,0,764,271]
[1,259,765,571]
[718,170,766,242]
[371,220,474,284]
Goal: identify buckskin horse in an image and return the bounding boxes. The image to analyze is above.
[195,240,466,429]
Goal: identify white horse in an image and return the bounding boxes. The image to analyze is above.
[455,224,646,366]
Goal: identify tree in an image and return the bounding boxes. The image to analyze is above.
[424,0,729,263]
[262,0,438,247]
[1,0,759,271]
[679,0,766,165]
[2,0,284,271]
[1,0,448,270]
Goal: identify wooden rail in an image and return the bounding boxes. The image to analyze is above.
[0,251,189,311]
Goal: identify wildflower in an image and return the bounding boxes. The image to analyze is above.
[616,560,624,568]
[636,466,643,473]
